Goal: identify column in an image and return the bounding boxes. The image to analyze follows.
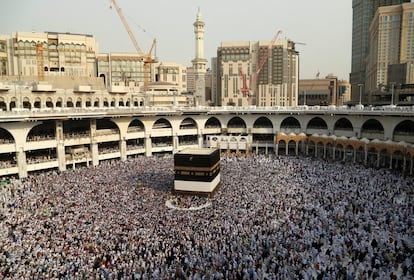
[332,146,336,160]
[323,145,327,159]
[145,135,152,157]
[120,138,127,161]
[315,143,318,157]
[16,147,27,178]
[198,133,203,148]
[275,143,279,156]
[55,120,66,172]
[91,143,99,166]
[285,143,288,156]
[90,119,99,166]
[403,155,407,174]
[389,154,393,170]
[295,142,299,156]
[364,147,368,165]
[173,134,179,153]
[376,152,380,168]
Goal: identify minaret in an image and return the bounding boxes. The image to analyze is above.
[192,8,207,106]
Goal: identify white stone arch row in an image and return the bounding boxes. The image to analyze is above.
[0,115,413,145]
[0,96,146,110]
[275,132,414,173]
[171,115,413,143]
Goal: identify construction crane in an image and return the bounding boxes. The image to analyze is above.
[239,30,282,103]
[109,0,157,91]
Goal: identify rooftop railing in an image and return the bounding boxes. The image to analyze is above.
[0,105,413,120]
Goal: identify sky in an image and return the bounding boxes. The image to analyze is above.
[0,0,352,80]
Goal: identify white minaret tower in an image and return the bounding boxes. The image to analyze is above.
[192,8,207,106]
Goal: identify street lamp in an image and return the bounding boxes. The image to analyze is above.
[357,83,364,106]
[389,82,395,106]
[303,90,306,106]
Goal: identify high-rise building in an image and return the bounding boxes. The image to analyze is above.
[191,8,208,106]
[7,31,99,79]
[216,39,299,107]
[366,2,414,105]
[97,53,145,93]
[350,0,410,104]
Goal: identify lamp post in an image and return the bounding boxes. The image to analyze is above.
[303,90,306,106]
[390,82,395,106]
[357,83,363,105]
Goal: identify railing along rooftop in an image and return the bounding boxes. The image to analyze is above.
[0,105,413,121]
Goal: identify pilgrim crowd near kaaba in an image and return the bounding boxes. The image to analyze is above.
[0,154,413,279]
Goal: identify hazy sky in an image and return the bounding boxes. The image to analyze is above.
[1,0,352,80]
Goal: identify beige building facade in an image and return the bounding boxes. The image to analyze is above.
[366,3,414,105]
[298,76,350,106]
[216,39,299,107]
[156,62,187,93]
[5,31,99,79]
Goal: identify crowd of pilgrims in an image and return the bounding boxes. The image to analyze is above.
[0,154,413,279]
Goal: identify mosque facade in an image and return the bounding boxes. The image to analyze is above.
[0,105,413,178]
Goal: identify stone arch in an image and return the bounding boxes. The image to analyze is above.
[278,139,286,155]
[127,119,145,132]
[227,116,246,128]
[0,127,15,143]
[85,97,92,107]
[63,119,90,137]
[393,120,414,143]
[45,97,54,108]
[204,117,221,129]
[392,150,405,171]
[287,139,296,155]
[0,97,7,111]
[20,97,29,109]
[280,116,301,132]
[96,118,120,132]
[34,97,41,109]
[9,97,17,110]
[179,117,198,130]
[27,121,56,141]
[253,116,273,128]
[355,146,365,163]
[307,117,328,130]
[66,97,74,108]
[151,118,173,148]
[56,97,63,108]
[334,117,353,131]
[379,148,390,168]
[152,118,172,129]
[75,97,82,108]
[361,119,384,140]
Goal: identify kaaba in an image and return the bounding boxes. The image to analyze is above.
[174,148,220,195]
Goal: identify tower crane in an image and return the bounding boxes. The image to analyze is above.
[239,30,282,104]
[109,0,157,91]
